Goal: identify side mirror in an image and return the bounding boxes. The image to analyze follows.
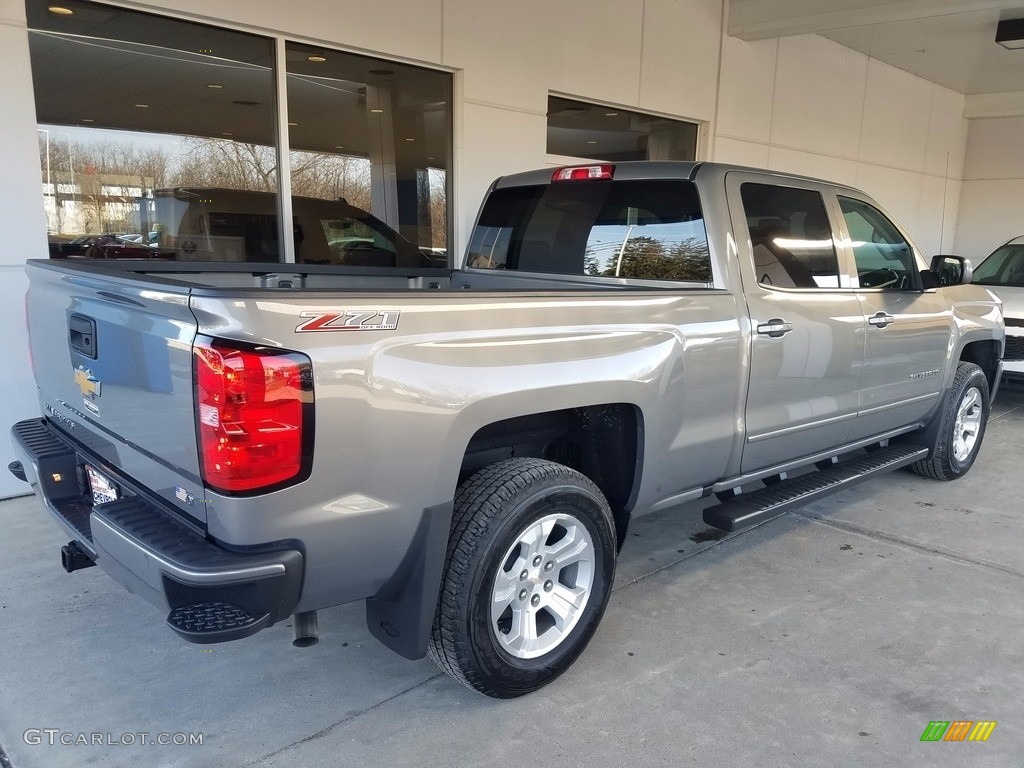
[926,254,973,287]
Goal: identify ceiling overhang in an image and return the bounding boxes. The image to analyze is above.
[729,0,1024,115]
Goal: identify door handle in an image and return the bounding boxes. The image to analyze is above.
[868,312,895,329]
[756,318,793,338]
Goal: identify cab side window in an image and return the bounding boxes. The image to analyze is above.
[740,183,840,289]
[838,196,917,290]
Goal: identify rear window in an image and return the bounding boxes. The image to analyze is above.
[467,180,712,283]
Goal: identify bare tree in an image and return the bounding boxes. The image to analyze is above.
[427,168,447,249]
[172,138,277,192]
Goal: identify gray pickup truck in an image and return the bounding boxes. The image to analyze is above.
[10,162,1004,698]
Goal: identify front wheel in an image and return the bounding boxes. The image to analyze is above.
[428,458,617,698]
[910,361,990,480]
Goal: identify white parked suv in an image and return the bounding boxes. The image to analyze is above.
[973,236,1024,379]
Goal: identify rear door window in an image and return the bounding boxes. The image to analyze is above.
[467,179,712,283]
[740,183,840,289]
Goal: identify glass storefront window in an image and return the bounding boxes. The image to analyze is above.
[28,0,279,261]
[285,42,452,267]
[547,96,698,163]
[27,0,453,267]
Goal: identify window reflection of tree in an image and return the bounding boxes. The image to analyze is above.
[584,235,712,281]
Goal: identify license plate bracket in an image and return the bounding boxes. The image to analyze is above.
[86,465,119,505]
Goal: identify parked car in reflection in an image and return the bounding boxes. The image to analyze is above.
[67,235,174,260]
[973,235,1024,379]
[50,233,170,259]
[48,234,118,257]
[154,188,440,268]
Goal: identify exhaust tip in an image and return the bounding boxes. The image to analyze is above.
[292,610,319,648]
[8,460,26,482]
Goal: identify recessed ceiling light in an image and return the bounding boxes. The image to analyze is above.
[222,132,233,137]
[605,112,619,117]
[587,140,597,144]
[427,157,436,161]
[207,84,224,89]
[81,118,94,123]
[334,145,345,149]
[404,138,415,142]
[48,6,73,15]
[370,108,384,113]
[307,55,327,63]
[288,122,298,126]
[135,104,150,108]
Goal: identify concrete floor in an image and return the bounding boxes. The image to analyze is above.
[1,389,1023,768]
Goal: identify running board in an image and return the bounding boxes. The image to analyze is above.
[703,445,929,533]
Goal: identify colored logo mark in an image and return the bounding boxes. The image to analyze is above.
[74,366,101,399]
[920,720,997,742]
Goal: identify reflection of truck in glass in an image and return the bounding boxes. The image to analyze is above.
[10,162,1004,699]
[152,187,435,267]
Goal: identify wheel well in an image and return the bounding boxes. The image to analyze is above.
[960,340,1000,393]
[460,404,642,547]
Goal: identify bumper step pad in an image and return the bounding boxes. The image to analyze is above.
[704,444,929,533]
[167,602,271,644]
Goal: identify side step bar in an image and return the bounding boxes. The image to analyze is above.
[703,444,929,533]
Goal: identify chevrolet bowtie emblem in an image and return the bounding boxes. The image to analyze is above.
[74,367,102,400]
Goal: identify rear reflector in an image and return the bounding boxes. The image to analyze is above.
[194,338,312,494]
[552,164,615,182]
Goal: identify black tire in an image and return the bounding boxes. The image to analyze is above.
[428,458,616,698]
[910,362,990,480]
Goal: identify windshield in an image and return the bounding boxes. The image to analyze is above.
[973,243,1024,287]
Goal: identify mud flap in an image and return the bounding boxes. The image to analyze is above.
[365,500,454,660]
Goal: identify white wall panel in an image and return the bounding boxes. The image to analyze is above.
[716,35,777,144]
[859,59,930,173]
[639,0,722,121]
[854,164,924,239]
[768,146,858,187]
[714,136,770,168]
[925,86,968,179]
[715,33,969,254]
[770,35,867,160]
[442,0,551,113]
[961,116,1024,181]
[544,0,645,109]
[458,102,547,254]
[956,179,1024,260]
[918,175,961,256]
[954,117,1024,259]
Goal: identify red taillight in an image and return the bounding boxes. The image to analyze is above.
[551,164,615,182]
[194,339,312,494]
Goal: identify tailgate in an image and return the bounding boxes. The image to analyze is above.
[26,263,204,523]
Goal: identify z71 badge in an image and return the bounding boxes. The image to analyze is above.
[296,310,400,332]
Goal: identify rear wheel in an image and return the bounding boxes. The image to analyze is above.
[428,458,616,698]
[911,362,990,480]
